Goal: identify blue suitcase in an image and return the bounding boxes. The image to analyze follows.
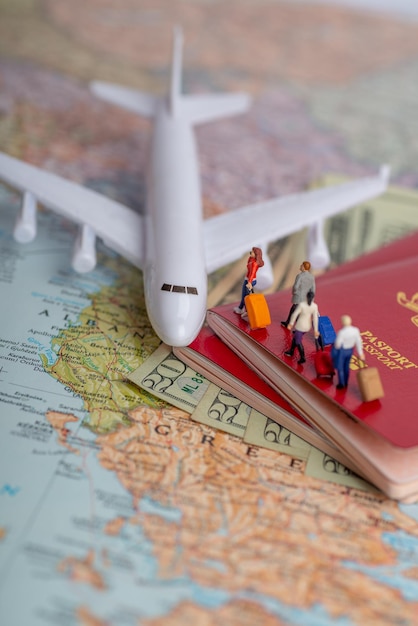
[318,315,336,347]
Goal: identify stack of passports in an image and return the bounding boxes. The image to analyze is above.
[174,230,418,501]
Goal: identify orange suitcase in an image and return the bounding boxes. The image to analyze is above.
[357,363,384,402]
[244,293,271,330]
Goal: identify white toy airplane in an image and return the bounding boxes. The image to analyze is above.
[0,28,389,347]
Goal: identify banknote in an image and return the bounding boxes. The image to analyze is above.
[128,343,211,413]
[320,176,418,266]
[130,346,376,493]
[243,410,311,460]
[245,411,376,493]
[191,383,251,437]
[305,446,378,493]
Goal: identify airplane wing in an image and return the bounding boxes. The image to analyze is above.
[0,152,144,269]
[203,167,389,273]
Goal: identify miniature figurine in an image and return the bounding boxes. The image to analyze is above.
[331,315,365,389]
[281,261,316,327]
[285,290,319,364]
[234,247,265,315]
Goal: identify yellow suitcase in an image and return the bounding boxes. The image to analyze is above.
[244,293,271,330]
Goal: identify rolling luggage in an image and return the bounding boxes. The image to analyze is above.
[318,315,336,347]
[244,293,271,330]
[357,362,384,402]
[314,345,334,378]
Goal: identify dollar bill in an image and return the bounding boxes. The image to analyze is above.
[244,410,311,460]
[130,346,377,493]
[246,411,376,493]
[321,176,418,265]
[305,446,378,493]
[128,343,211,413]
[191,383,251,437]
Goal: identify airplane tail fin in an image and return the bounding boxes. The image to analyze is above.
[89,30,183,118]
[170,26,251,124]
[170,25,183,117]
[90,26,184,118]
[90,27,251,123]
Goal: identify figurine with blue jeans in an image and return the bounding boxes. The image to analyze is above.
[332,315,365,389]
[234,247,264,315]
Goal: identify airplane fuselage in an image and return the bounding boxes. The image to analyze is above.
[143,100,208,346]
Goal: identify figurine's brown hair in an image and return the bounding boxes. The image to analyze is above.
[252,247,264,267]
[302,261,311,271]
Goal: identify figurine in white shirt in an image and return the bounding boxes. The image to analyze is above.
[285,290,319,364]
[332,315,365,389]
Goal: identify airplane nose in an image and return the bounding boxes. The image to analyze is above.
[151,291,206,347]
[162,325,202,348]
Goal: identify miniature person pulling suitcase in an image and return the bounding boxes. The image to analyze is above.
[285,290,319,364]
[332,315,365,389]
[234,247,264,315]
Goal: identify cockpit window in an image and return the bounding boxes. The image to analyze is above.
[161,283,198,295]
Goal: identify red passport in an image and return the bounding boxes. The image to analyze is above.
[207,254,418,501]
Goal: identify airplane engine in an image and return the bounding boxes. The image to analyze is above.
[13,191,37,243]
[72,224,97,273]
[307,219,331,270]
[254,246,274,291]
